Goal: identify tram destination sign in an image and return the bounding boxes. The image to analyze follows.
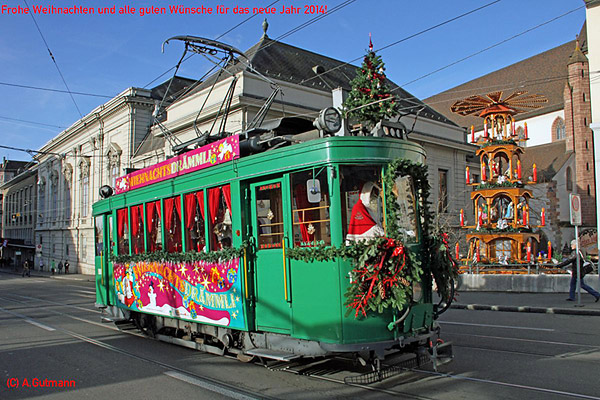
[115,135,239,194]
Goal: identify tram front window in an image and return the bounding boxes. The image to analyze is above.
[291,170,331,247]
[341,166,384,243]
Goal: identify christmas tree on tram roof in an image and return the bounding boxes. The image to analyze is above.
[451,90,552,268]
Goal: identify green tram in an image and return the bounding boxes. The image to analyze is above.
[93,116,453,376]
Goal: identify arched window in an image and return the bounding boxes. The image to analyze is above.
[553,117,565,140]
[50,171,58,221]
[566,167,573,191]
[107,143,122,189]
[38,177,46,223]
[80,158,91,218]
[63,163,73,222]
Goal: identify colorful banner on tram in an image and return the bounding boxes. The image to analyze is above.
[114,135,240,194]
[114,258,245,329]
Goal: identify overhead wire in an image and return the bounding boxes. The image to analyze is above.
[0,81,114,98]
[399,4,586,88]
[299,0,502,86]
[22,0,83,118]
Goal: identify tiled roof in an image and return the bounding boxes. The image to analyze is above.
[424,40,579,130]
[180,36,455,126]
[521,140,572,182]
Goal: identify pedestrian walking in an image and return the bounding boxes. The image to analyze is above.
[51,259,56,275]
[22,259,30,277]
[556,240,600,302]
[64,260,69,274]
[39,259,44,272]
[57,261,63,274]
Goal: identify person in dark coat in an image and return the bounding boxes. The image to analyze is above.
[64,260,69,274]
[555,240,600,302]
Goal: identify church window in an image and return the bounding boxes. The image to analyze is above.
[566,167,573,191]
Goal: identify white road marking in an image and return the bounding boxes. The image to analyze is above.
[0,306,55,331]
[164,371,258,400]
[439,320,554,332]
[415,368,600,400]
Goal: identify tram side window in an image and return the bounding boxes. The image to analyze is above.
[95,216,104,256]
[291,170,331,247]
[164,196,182,253]
[340,166,385,243]
[208,185,232,250]
[117,208,129,255]
[184,191,206,252]
[146,200,162,252]
[392,175,419,243]
[130,204,145,254]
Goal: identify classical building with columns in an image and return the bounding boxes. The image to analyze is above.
[34,83,190,274]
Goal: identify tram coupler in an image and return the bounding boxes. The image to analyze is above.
[428,340,453,371]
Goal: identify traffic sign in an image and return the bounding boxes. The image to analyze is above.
[570,194,582,226]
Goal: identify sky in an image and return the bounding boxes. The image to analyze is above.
[0,0,587,162]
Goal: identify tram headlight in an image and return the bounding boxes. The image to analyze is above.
[412,281,423,302]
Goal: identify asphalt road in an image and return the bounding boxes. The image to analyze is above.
[1,273,599,399]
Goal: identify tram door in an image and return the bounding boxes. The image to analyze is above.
[94,214,110,306]
[250,178,292,334]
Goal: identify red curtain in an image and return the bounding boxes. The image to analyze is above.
[222,185,232,213]
[185,193,196,230]
[208,187,221,223]
[196,190,205,220]
[117,208,128,237]
[146,201,155,235]
[164,197,174,232]
[131,205,143,237]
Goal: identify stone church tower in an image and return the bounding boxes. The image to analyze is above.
[564,40,595,226]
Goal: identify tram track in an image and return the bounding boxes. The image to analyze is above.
[3,290,600,399]
[0,295,274,400]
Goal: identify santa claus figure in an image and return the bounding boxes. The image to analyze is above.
[346,181,385,243]
[124,268,135,308]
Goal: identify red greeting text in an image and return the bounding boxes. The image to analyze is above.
[1,4,329,16]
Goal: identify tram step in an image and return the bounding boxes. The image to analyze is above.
[245,348,302,362]
[114,321,138,331]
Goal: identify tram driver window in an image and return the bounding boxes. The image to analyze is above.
[184,191,206,252]
[208,185,233,250]
[131,204,145,254]
[391,175,419,243]
[291,169,331,247]
[117,208,129,255]
[164,196,182,253]
[146,200,162,252]
[340,166,385,242]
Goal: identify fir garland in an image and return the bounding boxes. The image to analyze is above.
[481,139,517,148]
[475,181,520,190]
[110,241,249,264]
